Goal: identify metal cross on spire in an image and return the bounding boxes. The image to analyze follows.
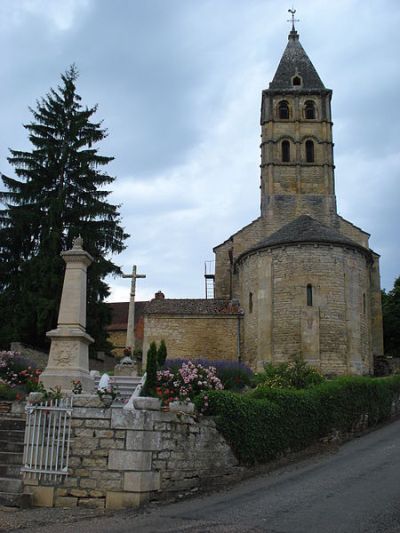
[287,7,299,31]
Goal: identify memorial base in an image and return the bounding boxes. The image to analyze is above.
[40,327,95,393]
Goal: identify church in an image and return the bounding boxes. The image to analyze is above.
[111,25,384,375]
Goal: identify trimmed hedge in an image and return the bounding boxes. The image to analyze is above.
[197,376,400,465]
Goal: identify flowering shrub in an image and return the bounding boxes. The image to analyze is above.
[72,380,83,394]
[255,357,325,390]
[0,351,42,390]
[162,359,253,391]
[155,361,223,407]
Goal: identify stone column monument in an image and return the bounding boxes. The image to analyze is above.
[40,237,95,392]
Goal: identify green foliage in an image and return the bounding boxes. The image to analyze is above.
[0,383,18,401]
[198,375,400,465]
[0,65,128,352]
[382,276,400,357]
[255,357,325,389]
[143,342,158,396]
[157,340,167,367]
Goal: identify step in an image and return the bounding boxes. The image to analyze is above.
[0,430,25,443]
[0,440,24,453]
[0,477,23,493]
[0,452,23,465]
[0,491,20,507]
[0,419,26,431]
[0,491,31,508]
[0,464,22,477]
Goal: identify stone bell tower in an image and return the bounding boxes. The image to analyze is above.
[212,17,384,374]
[260,24,337,230]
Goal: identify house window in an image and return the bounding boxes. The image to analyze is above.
[282,140,290,162]
[292,76,302,86]
[305,100,316,119]
[278,100,289,119]
[249,292,253,313]
[307,284,313,306]
[306,140,315,163]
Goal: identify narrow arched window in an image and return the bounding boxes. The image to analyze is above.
[363,293,366,315]
[249,292,253,313]
[305,100,316,119]
[292,76,302,86]
[278,100,289,119]
[306,140,315,163]
[282,140,290,162]
[307,284,313,306]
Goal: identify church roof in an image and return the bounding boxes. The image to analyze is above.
[106,301,146,330]
[269,30,325,90]
[145,299,241,316]
[238,215,371,261]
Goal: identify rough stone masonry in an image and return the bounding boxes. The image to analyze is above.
[24,396,241,509]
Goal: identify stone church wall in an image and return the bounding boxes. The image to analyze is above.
[214,217,264,299]
[237,243,372,374]
[143,315,240,364]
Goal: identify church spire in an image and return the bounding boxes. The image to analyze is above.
[269,18,325,90]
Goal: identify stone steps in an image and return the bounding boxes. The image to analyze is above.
[0,440,24,452]
[0,418,26,431]
[94,375,142,399]
[0,414,26,506]
[0,429,25,443]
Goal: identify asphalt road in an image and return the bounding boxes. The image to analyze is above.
[25,418,400,533]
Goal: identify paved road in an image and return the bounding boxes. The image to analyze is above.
[25,419,400,533]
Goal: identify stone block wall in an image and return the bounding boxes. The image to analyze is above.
[24,396,240,509]
[143,315,241,364]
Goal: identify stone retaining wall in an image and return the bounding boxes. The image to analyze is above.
[24,395,241,509]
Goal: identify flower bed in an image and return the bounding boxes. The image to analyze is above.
[0,350,43,399]
[155,361,223,407]
[162,359,253,391]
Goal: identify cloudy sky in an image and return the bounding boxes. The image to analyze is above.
[0,0,399,302]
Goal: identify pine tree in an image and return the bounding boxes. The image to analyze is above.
[0,65,129,351]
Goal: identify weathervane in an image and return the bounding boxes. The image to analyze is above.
[287,7,299,31]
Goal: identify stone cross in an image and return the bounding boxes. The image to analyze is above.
[122,265,146,350]
[40,237,95,392]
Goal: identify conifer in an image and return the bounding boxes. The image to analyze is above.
[0,66,128,351]
[143,341,158,396]
[157,339,167,367]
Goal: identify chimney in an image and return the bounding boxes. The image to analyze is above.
[154,290,165,300]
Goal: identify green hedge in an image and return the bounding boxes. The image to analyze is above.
[198,376,400,465]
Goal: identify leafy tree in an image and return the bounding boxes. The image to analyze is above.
[0,65,128,352]
[382,276,400,357]
[157,339,167,367]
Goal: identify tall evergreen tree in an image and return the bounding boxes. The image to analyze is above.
[382,276,400,357]
[0,65,129,352]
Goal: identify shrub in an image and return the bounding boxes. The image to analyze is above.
[156,361,223,406]
[162,358,253,391]
[142,342,158,396]
[157,340,167,367]
[197,375,400,465]
[0,351,41,389]
[0,382,18,401]
[255,357,325,389]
